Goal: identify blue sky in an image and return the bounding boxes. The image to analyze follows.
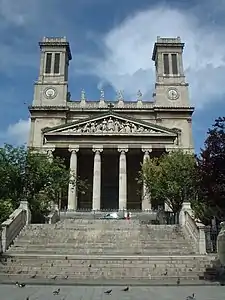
[0,0,225,152]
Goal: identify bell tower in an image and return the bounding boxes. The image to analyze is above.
[32,37,72,106]
[152,36,190,107]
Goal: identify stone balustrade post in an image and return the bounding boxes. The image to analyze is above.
[118,146,128,210]
[68,146,79,210]
[19,200,31,225]
[92,146,103,210]
[197,224,207,254]
[141,146,152,210]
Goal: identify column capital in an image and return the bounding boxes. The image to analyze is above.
[118,145,128,153]
[92,145,103,153]
[165,146,178,153]
[69,145,79,153]
[141,145,152,154]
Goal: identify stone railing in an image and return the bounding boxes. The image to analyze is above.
[1,201,31,253]
[182,211,207,254]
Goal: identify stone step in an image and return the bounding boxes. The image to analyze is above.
[13,240,191,246]
[0,255,214,280]
[7,249,194,255]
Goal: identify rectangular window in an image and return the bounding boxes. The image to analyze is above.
[45,53,52,74]
[163,54,169,75]
[54,53,60,74]
[171,54,178,75]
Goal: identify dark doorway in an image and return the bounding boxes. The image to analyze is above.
[127,150,142,210]
[77,149,93,210]
[101,150,119,210]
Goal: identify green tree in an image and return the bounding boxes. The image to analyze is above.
[192,117,225,224]
[0,144,88,223]
[141,150,197,213]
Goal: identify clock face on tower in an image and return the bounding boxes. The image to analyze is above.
[167,88,179,100]
[44,87,57,99]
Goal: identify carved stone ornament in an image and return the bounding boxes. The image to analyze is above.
[137,90,142,101]
[100,89,105,100]
[116,90,124,101]
[81,89,86,101]
[63,116,161,134]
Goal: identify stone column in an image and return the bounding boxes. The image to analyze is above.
[92,146,103,210]
[43,146,56,210]
[118,147,128,210]
[142,147,152,210]
[165,146,175,211]
[68,146,79,210]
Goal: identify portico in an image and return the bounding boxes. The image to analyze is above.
[42,112,178,211]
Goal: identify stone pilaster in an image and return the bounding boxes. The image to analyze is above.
[68,146,79,210]
[118,146,128,210]
[42,145,55,209]
[92,146,103,210]
[141,146,152,210]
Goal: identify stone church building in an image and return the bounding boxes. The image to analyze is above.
[28,36,194,211]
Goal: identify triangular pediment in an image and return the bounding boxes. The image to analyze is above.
[43,112,177,136]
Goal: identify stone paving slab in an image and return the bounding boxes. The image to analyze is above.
[0,277,221,286]
[0,284,224,300]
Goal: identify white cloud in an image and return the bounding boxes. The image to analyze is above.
[5,119,30,145]
[86,4,225,109]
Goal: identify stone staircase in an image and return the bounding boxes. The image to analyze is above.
[0,219,215,282]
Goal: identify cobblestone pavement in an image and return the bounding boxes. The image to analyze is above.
[0,284,224,300]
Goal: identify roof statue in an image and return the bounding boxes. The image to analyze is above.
[137,90,142,101]
[116,90,124,101]
[80,89,86,101]
[100,88,105,100]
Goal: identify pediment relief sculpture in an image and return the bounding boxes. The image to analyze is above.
[62,117,162,134]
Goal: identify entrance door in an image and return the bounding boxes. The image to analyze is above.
[101,185,118,210]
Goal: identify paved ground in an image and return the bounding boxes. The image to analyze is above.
[0,284,224,300]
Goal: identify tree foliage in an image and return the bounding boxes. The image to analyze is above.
[0,144,88,223]
[192,117,225,224]
[141,150,197,213]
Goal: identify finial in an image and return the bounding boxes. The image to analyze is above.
[116,90,124,101]
[137,90,142,101]
[100,88,105,100]
[81,89,86,101]
[108,103,114,111]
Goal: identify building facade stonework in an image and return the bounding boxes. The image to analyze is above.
[28,36,194,211]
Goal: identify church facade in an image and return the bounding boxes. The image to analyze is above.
[28,36,194,211]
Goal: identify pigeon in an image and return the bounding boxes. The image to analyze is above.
[176,277,180,285]
[51,263,54,267]
[51,275,57,280]
[88,264,92,268]
[17,270,22,274]
[65,256,68,260]
[64,275,68,279]
[122,286,129,291]
[53,288,60,295]
[16,282,26,288]
[30,273,37,278]
[162,270,168,276]
[104,289,112,294]
[26,297,29,300]
[186,293,195,300]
